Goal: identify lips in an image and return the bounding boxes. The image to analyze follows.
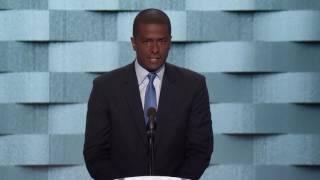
[149,58,161,63]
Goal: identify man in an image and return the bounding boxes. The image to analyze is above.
[83,8,213,180]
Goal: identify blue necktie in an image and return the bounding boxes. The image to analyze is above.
[144,73,157,125]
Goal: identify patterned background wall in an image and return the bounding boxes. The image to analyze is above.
[1,0,320,179]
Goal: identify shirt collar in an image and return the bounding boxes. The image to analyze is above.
[135,59,165,85]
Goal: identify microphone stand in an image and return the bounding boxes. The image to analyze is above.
[147,123,154,175]
[147,108,156,176]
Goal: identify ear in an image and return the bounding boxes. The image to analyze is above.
[131,37,136,51]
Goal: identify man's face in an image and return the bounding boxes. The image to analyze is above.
[131,23,171,72]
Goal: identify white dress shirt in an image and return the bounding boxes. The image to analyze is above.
[134,60,165,110]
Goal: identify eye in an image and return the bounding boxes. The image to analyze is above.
[142,39,151,44]
[159,39,169,43]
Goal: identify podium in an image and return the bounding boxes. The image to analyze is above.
[116,176,189,180]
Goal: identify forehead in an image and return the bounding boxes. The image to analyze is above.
[135,23,170,37]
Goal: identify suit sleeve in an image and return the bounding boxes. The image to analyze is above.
[83,79,119,180]
[177,77,214,180]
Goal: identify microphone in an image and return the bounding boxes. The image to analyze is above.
[147,107,157,131]
[146,107,157,175]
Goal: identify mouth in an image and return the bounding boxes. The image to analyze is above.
[149,58,161,63]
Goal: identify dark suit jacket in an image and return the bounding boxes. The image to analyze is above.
[83,62,213,180]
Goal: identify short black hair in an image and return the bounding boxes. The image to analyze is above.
[133,8,171,37]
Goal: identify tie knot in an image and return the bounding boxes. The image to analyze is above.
[147,73,157,83]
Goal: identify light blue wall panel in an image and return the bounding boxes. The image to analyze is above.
[206,73,320,103]
[158,11,187,42]
[0,73,96,103]
[186,0,320,11]
[0,10,49,41]
[49,42,119,72]
[48,104,87,134]
[187,0,259,11]
[0,0,47,10]
[186,11,320,41]
[254,135,320,165]
[187,11,252,41]
[119,0,185,10]
[212,134,320,165]
[254,11,320,41]
[0,166,48,180]
[253,73,320,103]
[204,73,253,103]
[202,165,254,180]
[0,104,48,134]
[256,166,320,180]
[0,42,48,72]
[118,42,136,65]
[48,166,92,180]
[0,135,84,165]
[213,104,320,134]
[0,104,86,134]
[167,44,186,67]
[49,0,185,11]
[49,73,96,103]
[186,42,257,72]
[0,166,92,180]
[202,165,320,180]
[116,12,138,41]
[185,42,320,73]
[0,73,49,103]
[0,135,49,165]
[213,135,253,164]
[50,11,117,41]
[48,0,119,10]
[49,135,84,164]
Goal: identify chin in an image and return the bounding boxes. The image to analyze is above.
[150,63,164,71]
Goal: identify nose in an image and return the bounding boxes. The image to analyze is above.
[151,41,159,54]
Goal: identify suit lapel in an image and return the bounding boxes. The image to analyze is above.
[123,62,148,147]
[154,63,177,149]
